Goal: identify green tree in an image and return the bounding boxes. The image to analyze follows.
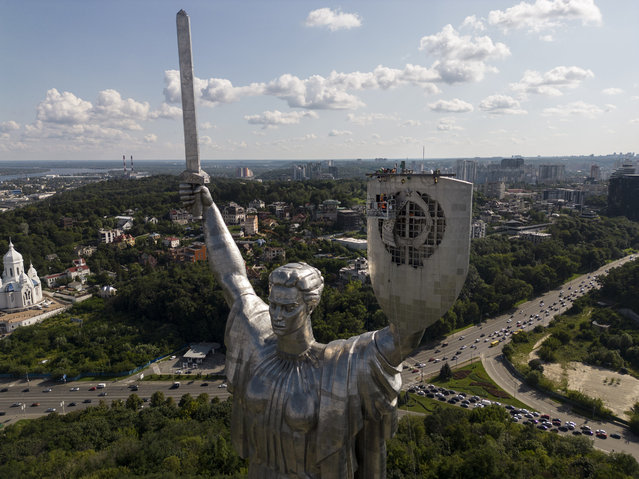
[439,362,452,381]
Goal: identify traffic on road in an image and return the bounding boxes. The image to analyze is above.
[401,254,638,457]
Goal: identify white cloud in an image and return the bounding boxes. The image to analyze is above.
[510,66,594,96]
[419,24,510,83]
[328,129,353,136]
[244,110,318,129]
[36,89,92,124]
[428,98,474,113]
[144,134,157,143]
[201,122,216,129]
[93,89,150,121]
[437,117,463,131]
[400,120,422,127]
[540,34,554,42]
[479,94,527,114]
[0,121,20,132]
[347,113,398,125]
[542,100,604,119]
[488,0,602,32]
[163,70,264,106]
[162,30,511,114]
[264,74,365,110]
[460,15,485,32]
[161,26,511,116]
[602,87,623,96]
[149,102,182,120]
[305,8,362,31]
[21,87,178,149]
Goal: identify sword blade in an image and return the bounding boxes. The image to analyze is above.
[177,10,209,185]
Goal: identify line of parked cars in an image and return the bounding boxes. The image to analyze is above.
[407,384,622,440]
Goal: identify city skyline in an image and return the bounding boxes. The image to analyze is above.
[1,0,638,162]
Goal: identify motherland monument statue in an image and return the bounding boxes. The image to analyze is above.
[175,10,472,478]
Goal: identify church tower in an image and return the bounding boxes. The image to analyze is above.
[0,240,43,311]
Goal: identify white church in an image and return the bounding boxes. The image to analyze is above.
[0,240,43,311]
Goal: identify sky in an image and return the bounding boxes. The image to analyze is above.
[1,0,638,162]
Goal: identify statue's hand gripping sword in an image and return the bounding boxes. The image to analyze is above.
[177,10,210,220]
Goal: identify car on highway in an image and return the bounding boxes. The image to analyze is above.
[31,402,40,407]
[43,388,52,393]
[83,399,92,404]
[11,402,22,407]
[68,402,77,407]
[610,433,621,439]
[98,392,108,397]
[45,408,56,413]
[70,387,80,391]
[0,387,8,392]
[89,386,97,391]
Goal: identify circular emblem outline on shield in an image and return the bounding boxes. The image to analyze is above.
[378,191,446,267]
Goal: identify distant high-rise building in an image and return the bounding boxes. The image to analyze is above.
[608,174,639,220]
[501,157,524,169]
[471,220,486,239]
[292,164,306,181]
[610,159,636,179]
[236,167,254,178]
[455,160,477,183]
[243,214,258,236]
[308,162,322,180]
[590,164,601,181]
[542,188,584,206]
[538,164,565,184]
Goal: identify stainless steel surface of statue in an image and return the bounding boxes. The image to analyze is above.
[176,11,471,478]
[180,181,470,478]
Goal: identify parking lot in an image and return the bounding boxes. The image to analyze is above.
[407,383,618,440]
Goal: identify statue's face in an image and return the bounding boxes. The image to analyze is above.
[268,285,308,336]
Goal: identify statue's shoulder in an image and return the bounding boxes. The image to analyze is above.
[323,331,376,359]
[232,291,269,316]
[227,292,272,344]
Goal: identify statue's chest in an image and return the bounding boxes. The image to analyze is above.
[245,351,321,434]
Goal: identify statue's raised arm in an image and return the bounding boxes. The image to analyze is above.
[179,183,253,306]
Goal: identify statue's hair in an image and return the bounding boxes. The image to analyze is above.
[269,263,324,310]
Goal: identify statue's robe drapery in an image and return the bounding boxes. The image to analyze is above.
[225,292,401,478]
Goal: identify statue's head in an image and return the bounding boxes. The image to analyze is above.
[268,263,324,336]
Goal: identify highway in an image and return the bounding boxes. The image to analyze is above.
[0,377,231,425]
[402,253,638,458]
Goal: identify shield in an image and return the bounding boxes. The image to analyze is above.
[367,173,472,332]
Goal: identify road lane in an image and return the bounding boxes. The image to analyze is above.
[0,378,231,426]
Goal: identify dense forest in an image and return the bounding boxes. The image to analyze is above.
[0,395,637,478]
